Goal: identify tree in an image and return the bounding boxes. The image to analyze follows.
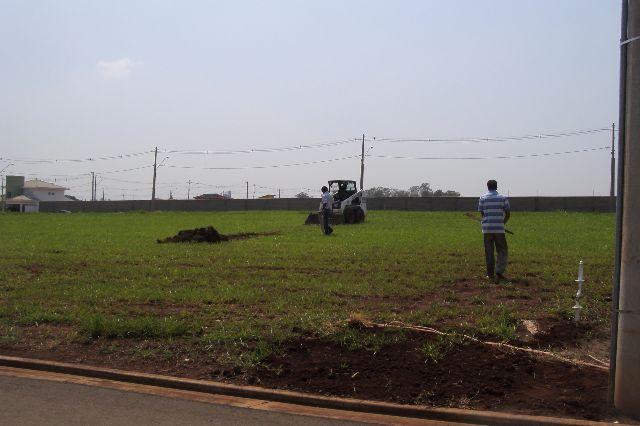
[409,182,433,197]
[432,189,461,197]
[295,192,310,198]
[365,187,395,197]
[392,189,410,197]
[365,183,460,197]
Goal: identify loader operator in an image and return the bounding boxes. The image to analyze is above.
[320,186,334,235]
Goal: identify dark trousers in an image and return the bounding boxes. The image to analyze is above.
[322,209,333,235]
[483,233,508,276]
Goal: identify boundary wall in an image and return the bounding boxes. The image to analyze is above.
[39,196,615,213]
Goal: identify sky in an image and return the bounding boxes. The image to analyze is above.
[0,0,622,200]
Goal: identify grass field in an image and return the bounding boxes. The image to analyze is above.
[0,210,616,418]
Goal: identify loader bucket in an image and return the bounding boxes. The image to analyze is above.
[305,212,320,225]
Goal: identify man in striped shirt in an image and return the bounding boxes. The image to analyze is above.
[478,180,511,283]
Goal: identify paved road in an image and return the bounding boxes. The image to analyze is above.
[0,374,368,426]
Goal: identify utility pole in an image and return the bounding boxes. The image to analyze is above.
[101,188,104,201]
[253,183,255,199]
[611,122,616,198]
[151,146,158,200]
[278,189,281,199]
[91,172,95,201]
[612,0,640,418]
[360,134,365,191]
[246,181,249,199]
[1,175,5,213]
[187,180,191,200]
[94,174,98,201]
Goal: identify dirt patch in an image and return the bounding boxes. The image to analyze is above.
[0,324,622,421]
[157,226,280,244]
[253,332,610,420]
[25,264,44,276]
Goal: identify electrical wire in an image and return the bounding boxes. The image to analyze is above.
[165,155,360,170]
[373,128,612,144]
[0,150,154,164]
[162,138,356,155]
[370,146,609,161]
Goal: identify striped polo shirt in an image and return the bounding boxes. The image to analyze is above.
[477,191,510,234]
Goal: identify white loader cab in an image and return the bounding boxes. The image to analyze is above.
[328,179,367,223]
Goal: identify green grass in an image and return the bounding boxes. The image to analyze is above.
[0,210,615,366]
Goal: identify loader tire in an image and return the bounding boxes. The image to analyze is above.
[344,208,356,224]
[355,207,365,223]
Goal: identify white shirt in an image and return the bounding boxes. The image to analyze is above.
[321,191,333,210]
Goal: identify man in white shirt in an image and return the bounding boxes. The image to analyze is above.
[320,186,334,235]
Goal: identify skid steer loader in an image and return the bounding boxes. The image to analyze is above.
[304,180,367,225]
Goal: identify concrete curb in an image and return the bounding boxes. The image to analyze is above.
[0,355,611,426]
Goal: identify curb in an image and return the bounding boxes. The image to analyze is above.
[0,355,610,426]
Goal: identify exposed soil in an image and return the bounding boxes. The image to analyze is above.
[0,322,623,422]
[157,226,280,244]
[254,333,609,420]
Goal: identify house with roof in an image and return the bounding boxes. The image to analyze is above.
[3,176,68,212]
[22,179,68,202]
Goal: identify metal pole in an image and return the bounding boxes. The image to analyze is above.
[611,122,616,198]
[360,134,365,191]
[1,175,5,212]
[91,172,95,201]
[613,0,640,418]
[610,0,629,406]
[187,180,191,200]
[151,147,158,201]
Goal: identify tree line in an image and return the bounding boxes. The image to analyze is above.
[295,183,460,198]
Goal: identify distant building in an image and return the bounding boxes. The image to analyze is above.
[5,195,39,213]
[23,179,68,202]
[194,193,226,200]
[258,194,276,199]
[3,177,68,212]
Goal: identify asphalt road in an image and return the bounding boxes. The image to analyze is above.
[0,374,368,426]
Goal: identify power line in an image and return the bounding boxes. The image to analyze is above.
[97,165,154,175]
[162,138,356,156]
[0,126,612,165]
[165,155,360,171]
[373,127,612,144]
[370,146,610,161]
[0,150,153,164]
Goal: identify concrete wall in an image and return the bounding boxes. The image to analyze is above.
[39,196,616,213]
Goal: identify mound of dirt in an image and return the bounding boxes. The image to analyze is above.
[158,227,281,244]
[158,226,228,244]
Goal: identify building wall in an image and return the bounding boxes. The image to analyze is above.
[39,196,616,213]
[5,176,25,199]
[24,188,67,202]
